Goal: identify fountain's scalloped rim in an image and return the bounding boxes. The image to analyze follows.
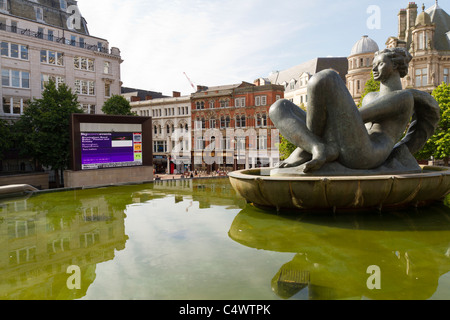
[228,166,450,211]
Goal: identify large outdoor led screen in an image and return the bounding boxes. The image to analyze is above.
[81,132,143,170]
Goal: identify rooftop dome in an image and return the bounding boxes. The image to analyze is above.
[416,4,433,26]
[350,35,379,56]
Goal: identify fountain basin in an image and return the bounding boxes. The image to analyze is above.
[228,166,450,211]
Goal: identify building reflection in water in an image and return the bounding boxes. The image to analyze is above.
[0,178,244,300]
[229,203,450,300]
[0,190,129,300]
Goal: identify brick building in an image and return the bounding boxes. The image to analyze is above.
[190,81,284,172]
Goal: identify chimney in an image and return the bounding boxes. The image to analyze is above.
[173,91,181,97]
[254,79,261,86]
[196,85,208,92]
[145,95,153,100]
[398,9,407,41]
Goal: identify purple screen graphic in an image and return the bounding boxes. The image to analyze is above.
[81,132,141,170]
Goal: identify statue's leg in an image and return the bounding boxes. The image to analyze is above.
[269,99,335,171]
[306,69,370,170]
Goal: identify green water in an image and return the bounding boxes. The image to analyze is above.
[0,178,449,300]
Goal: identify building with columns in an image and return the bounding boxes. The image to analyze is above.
[348,1,450,103]
[346,35,379,105]
[130,92,191,174]
[0,0,122,121]
[387,1,450,92]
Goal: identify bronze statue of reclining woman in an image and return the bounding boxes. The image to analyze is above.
[269,47,440,175]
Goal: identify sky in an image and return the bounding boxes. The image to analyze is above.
[77,0,442,97]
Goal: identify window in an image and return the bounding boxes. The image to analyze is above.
[209,100,215,108]
[209,118,216,129]
[71,35,76,46]
[256,113,267,127]
[81,104,96,114]
[11,21,17,33]
[48,30,54,41]
[258,135,267,150]
[415,68,428,87]
[35,7,44,22]
[195,101,204,110]
[289,81,295,90]
[221,137,231,150]
[41,75,65,90]
[105,83,111,97]
[74,57,95,71]
[41,50,63,66]
[60,0,67,10]
[75,79,95,95]
[417,32,424,50]
[154,141,167,153]
[1,42,28,60]
[195,137,205,150]
[37,27,44,39]
[235,115,246,128]
[220,99,229,108]
[2,97,27,115]
[235,97,245,107]
[79,37,85,48]
[1,69,30,88]
[0,0,7,11]
[255,95,267,106]
[444,68,449,84]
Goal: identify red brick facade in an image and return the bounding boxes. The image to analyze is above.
[190,81,284,171]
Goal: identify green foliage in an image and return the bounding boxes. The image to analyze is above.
[278,135,297,161]
[358,71,380,107]
[0,119,12,160]
[14,80,83,172]
[101,94,135,116]
[415,82,450,165]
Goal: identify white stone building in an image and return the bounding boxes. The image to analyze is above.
[0,0,122,121]
[130,93,191,174]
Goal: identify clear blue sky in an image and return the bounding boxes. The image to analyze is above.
[77,0,442,96]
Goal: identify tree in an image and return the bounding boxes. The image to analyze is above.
[358,71,380,107]
[278,135,297,161]
[14,80,83,187]
[0,119,12,160]
[101,94,136,115]
[415,82,450,166]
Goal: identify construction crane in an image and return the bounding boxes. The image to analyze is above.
[183,72,196,92]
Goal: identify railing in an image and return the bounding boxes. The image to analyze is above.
[0,23,111,55]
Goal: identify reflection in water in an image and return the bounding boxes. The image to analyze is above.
[0,187,131,300]
[0,178,245,300]
[228,202,450,300]
[0,177,449,300]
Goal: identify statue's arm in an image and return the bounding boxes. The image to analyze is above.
[359,91,413,123]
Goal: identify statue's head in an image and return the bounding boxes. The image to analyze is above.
[373,47,412,81]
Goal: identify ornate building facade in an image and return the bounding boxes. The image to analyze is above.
[346,35,379,105]
[348,1,450,103]
[0,0,122,121]
[190,81,284,172]
[130,92,191,174]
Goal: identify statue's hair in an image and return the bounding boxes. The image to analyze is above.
[375,47,412,78]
